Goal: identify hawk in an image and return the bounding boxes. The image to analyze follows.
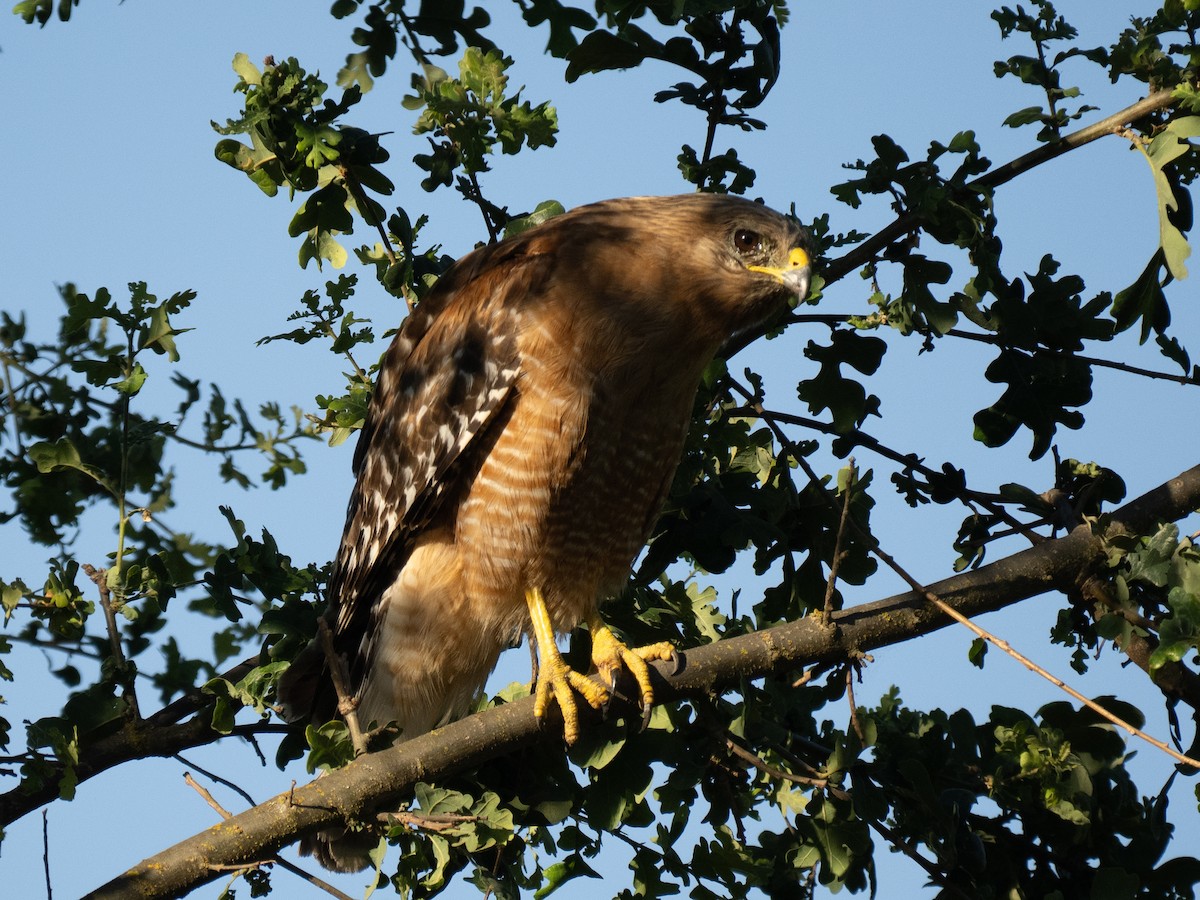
[279,193,811,870]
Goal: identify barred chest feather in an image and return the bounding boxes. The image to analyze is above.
[455,314,708,641]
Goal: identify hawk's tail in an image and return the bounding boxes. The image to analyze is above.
[300,824,381,873]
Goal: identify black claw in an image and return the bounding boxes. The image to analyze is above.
[639,702,653,732]
[668,649,685,676]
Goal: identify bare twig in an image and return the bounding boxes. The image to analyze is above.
[317,618,368,755]
[0,654,281,829]
[725,738,827,788]
[397,10,431,66]
[725,381,1046,549]
[185,771,356,899]
[785,432,1200,769]
[42,810,51,900]
[81,564,139,720]
[791,668,815,688]
[850,785,975,900]
[206,861,274,873]
[340,165,398,268]
[183,772,233,820]
[174,753,257,809]
[380,810,481,831]
[845,664,865,744]
[823,462,856,623]
[770,416,1200,770]
[856,517,1200,770]
[0,353,25,453]
[926,587,1200,768]
[270,860,357,900]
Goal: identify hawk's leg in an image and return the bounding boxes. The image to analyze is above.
[588,616,675,729]
[525,587,610,744]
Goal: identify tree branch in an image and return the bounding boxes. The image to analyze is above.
[822,88,1178,285]
[85,464,1200,899]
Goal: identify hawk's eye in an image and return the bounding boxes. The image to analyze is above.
[733,229,763,256]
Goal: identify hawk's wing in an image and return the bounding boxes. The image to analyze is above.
[281,239,546,718]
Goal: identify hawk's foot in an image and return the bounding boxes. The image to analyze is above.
[525,587,609,744]
[589,622,675,729]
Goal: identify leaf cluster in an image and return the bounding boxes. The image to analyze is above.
[993,0,1103,141]
[401,47,558,232]
[214,54,395,269]
[1099,522,1200,676]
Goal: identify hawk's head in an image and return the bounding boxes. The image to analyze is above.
[507,194,812,353]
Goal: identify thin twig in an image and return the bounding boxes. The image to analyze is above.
[823,462,856,623]
[148,654,261,728]
[206,861,274,873]
[380,810,481,831]
[270,859,357,900]
[845,664,865,744]
[174,754,257,809]
[945,327,1200,386]
[317,619,367,755]
[185,772,356,899]
[724,378,1046,548]
[313,309,371,386]
[719,90,1181,363]
[42,809,52,900]
[183,772,233,820]
[768,402,1200,770]
[927,586,1200,768]
[849,784,975,900]
[725,738,827,788]
[0,354,26,454]
[776,313,1200,388]
[398,10,431,66]
[340,165,398,268]
[791,668,815,688]
[81,564,139,720]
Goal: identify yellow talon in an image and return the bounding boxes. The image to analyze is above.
[525,587,609,744]
[524,588,678,742]
[589,619,674,727]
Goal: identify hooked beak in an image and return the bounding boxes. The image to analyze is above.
[749,246,811,300]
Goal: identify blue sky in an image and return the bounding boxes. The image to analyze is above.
[3,1,1198,897]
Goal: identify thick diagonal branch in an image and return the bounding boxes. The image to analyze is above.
[85,464,1200,900]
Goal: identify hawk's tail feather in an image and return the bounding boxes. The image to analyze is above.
[300,824,380,873]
